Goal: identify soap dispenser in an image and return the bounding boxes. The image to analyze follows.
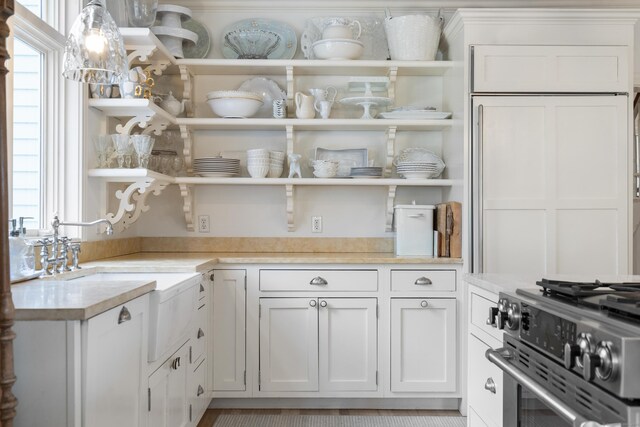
[9,217,35,281]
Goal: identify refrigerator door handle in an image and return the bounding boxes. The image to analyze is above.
[474,103,484,273]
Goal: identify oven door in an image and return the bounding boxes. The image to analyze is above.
[487,347,627,427]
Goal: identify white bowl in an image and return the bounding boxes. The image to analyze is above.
[247,148,270,156]
[208,97,263,118]
[313,170,337,178]
[248,164,269,178]
[206,90,262,101]
[312,38,364,60]
[268,166,283,178]
[269,151,286,160]
[248,159,271,166]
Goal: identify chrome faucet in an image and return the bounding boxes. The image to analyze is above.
[39,215,114,276]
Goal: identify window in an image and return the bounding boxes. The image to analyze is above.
[11,38,43,230]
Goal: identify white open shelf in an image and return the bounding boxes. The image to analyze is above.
[88,99,177,124]
[175,118,456,131]
[120,27,177,66]
[174,177,460,186]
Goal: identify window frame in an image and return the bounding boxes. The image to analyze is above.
[8,2,82,236]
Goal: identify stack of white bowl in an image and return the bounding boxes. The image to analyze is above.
[311,159,339,178]
[268,151,285,178]
[246,149,270,178]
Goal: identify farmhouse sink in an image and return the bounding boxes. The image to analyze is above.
[70,272,202,362]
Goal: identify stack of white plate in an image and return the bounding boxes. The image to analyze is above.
[349,167,382,179]
[396,162,442,180]
[193,157,240,177]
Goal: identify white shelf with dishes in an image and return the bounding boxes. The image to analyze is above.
[88,30,460,233]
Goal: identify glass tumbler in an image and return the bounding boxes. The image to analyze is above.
[130,135,155,168]
[125,0,158,27]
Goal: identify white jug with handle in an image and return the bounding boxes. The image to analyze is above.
[295,92,315,119]
[323,19,362,40]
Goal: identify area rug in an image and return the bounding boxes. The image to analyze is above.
[213,414,466,427]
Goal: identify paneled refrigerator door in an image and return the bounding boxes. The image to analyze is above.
[472,95,629,275]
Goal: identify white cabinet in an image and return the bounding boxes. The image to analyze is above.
[13,294,149,427]
[211,269,246,391]
[390,298,456,393]
[84,297,149,427]
[149,343,189,427]
[259,297,377,393]
[474,95,629,275]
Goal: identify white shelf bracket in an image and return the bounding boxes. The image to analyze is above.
[286,125,294,156]
[179,124,193,174]
[387,66,398,102]
[141,117,170,136]
[127,45,158,66]
[286,66,294,117]
[144,60,171,77]
[178,184,195,231]
[286,184,294,231]
[386,185,397,232]
[115,114,154,135]
[179,65,195,117]
[385,126,397,177]
[106,178,170,232]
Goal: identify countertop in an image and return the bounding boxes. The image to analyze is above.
[464,273,640,295]
[13,252,462,321]
[85,252,463,270]
[12,278,155,321]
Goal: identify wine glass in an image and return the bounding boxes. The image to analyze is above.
[111,134,131,168]
[130,135,155,169]
[93,135,111,168]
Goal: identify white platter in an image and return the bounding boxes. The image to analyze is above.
[315,147,368,177]
[378,111,452,120]
[238,77,286,118]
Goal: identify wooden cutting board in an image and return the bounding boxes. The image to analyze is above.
[435,202,462,258]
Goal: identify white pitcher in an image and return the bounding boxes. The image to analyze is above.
[295,92,315,119]
[323,20,362,40]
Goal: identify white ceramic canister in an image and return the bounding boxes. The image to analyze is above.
[394,203,435,256]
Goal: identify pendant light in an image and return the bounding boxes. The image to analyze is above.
[62,0,128,84]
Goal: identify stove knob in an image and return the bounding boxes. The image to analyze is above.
[564,343,581,369]
[583,342,617,381]
[506,303,521,330]
[496,299,510,330]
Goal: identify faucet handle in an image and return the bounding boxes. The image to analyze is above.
[70,243,82,271]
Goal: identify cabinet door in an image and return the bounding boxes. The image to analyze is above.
[259,298,318,392]
[318,298,377,392]
[212,269,246,391]
[474,95,629,275]
[188,358,209,427]
[83,295,148,427]
[149,344,189,427]
[390,298,457,392]
[468,334,503,427]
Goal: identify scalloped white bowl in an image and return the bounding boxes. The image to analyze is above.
[312,38,364,60]
[207,97,263,118]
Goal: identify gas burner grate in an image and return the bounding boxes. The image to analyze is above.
[600,292,640,322]
[537,278,618,297]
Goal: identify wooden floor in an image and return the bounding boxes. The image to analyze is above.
[197,409,462,427]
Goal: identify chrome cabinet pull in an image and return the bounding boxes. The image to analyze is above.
[420,300,429,308]
[118,306,131,324]
[171,357,181,370]
[309,300,317,307]
[414,277,432,286]
[197,385,204,396]
[484,377,496,394]
[200,283,205,293]
[309,276,328,285]
[320,300,327,308]
[197,328,204,339]
[408,213,425,218]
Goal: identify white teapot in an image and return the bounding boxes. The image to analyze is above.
[322,19,362,40]
[159,91,186,117]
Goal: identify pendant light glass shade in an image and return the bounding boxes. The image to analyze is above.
[63,0,128,84]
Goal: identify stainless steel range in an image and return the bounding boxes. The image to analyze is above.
[487,279,640,427]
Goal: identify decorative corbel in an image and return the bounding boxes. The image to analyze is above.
[179,125,193,174]
[385,126,397,177]
[106,178,170,232]
[386,185,397,232]
[286,184,294,231]
[178,184,195,231]
[179,65,194,117]
[127,45,157,66]
[387,66,398,102]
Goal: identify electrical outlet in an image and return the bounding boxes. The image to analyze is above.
[198,215,210,233]
[312,216,322,233]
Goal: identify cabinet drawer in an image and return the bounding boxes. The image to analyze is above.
[260,269,377,292]
[390,270,456,292]
[470,291,503,343]
[473,45,628,93]
[188,358,208,426]
[191,303,207,365]
[198,274,208,301]
[468,335,503,427]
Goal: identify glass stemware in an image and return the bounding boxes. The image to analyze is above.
[125,0,158,27]
[111,134,131,168]
[130,134,155,169]
[93,134,111,168]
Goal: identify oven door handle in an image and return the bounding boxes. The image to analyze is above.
[486,347,609,427]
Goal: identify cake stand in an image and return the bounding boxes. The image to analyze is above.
[339,96,392,119]
[151,5,198,59]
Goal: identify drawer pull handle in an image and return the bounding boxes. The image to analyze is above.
[484,377,496,394]
[414,277,432,286]
[200,283,205,293]
[309,300,317,307]
[408,213,425,218]
[310,276,328,285]
[197,328,205,339]
[197,385,204,396]
[320,300,327,308]
[118,306,131,324]
[171,357,181,370]
[420,300,429,308]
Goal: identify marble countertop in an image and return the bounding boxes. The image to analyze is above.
[12,278,156,321]
[85,252,463,271]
